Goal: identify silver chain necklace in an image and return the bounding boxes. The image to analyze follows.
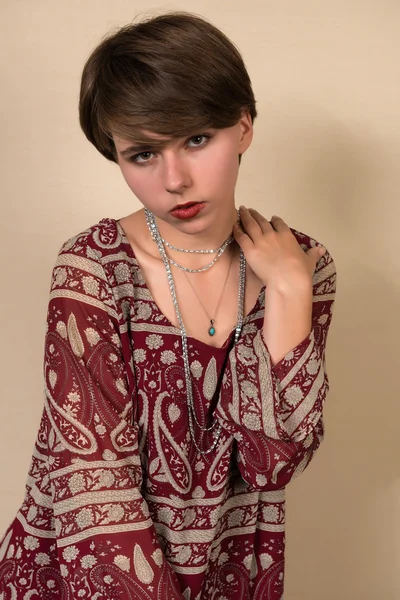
[144,209,247,455]
[162,236,234,255]
[145,208,234,273]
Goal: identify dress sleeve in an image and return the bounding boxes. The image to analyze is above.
[42,246,183,598]
[216,246,336,491]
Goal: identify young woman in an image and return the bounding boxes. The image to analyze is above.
[0,12,336,600]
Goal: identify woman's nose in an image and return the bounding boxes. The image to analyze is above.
[163,153,192,194]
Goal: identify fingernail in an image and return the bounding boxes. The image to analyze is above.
[319,247,326,256]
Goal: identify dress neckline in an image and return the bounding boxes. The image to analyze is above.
[104,218,265,351]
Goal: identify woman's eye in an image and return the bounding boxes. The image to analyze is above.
[187,135,209,148]
[132,151,154,163]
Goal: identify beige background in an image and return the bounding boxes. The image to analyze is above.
[1,1,399,598]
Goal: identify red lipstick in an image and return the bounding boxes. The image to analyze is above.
[170,202,205,220]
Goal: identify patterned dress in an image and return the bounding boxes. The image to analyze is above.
[0,218,336,600]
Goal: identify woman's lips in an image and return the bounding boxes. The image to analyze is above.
[169,202,206,220]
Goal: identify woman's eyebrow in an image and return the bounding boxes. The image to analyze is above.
[119,145,151,157]
[119,141,170,157]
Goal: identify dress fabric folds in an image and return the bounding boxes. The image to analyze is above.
[0,218,336,600]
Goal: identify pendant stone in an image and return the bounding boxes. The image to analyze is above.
[208,320,215,336]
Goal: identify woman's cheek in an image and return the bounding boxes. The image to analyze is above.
[121,168,148,195]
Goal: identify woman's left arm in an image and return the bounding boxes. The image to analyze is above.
[216,210,336,490]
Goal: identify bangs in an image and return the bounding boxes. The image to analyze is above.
[104,115,219,149]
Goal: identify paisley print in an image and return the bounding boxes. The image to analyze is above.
[154,392,193,493]
[0,218,336,599]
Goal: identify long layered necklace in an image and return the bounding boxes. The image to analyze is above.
[144,208,246,454]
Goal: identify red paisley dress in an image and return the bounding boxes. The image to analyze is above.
[0,218,336,600]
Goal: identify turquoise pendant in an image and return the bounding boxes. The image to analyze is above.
[208,320,216,336]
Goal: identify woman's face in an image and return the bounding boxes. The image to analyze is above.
[113,113,253,237]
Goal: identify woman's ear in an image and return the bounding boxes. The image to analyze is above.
[238,111,254,154]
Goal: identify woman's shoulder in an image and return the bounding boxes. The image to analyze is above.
[53,217,140,291]
[58,218,126,261]
[290,226,336,297]
[291,227,335,267]
[50,218,143,314]
[290,226,323,252]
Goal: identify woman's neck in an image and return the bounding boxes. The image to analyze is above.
[142,205,239,271]
[147,206,238,251]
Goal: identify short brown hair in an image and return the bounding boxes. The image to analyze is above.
[79,12,257,162]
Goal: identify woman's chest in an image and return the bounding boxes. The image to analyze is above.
[129,333,234,495]
[133,254,264,349]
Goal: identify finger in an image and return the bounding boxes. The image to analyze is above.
[247,208,274,234]
[232,221,254,253]
[270,215,289,233]
[306,246,326,273]
[308,246,326,259]
[238,206,263,241]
